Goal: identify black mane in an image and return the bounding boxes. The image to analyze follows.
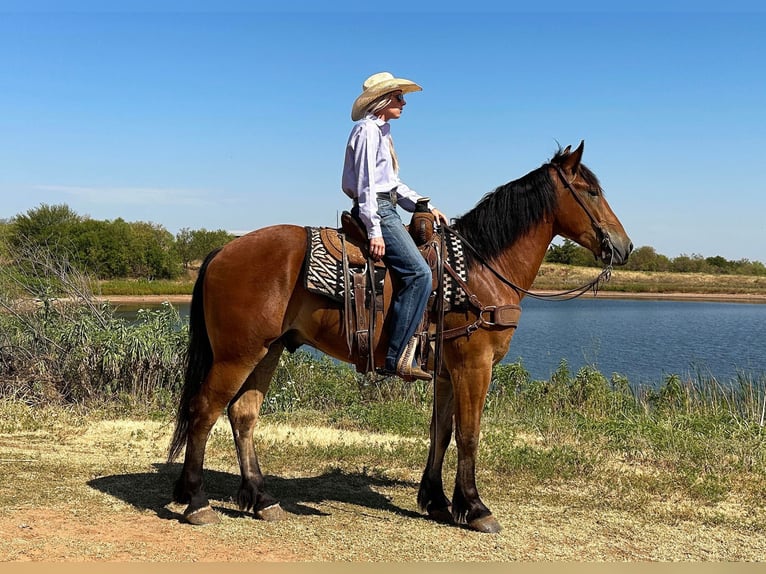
[452,147,601,267]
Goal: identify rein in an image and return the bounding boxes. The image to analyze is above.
[444,162,614,303]
[443,223,612,303]
[432,161,617,348]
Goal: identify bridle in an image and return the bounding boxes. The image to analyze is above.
[550,162,616,270]
[429,162,615,438]
[441,161,615,303]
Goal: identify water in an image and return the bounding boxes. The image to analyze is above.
[114,297,766,384]
[504,297,766,384]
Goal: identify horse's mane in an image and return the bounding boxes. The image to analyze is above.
[452,146,602,267]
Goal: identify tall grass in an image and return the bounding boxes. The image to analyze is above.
[0,243,187,415]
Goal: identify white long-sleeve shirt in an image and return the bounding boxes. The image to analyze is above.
[341,114,428,239]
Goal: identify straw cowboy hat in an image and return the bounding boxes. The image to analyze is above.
[351,72,422,121]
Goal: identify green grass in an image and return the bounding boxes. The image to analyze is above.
[97,278,194,296]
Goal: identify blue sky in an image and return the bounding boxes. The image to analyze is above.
[1,4,764,263]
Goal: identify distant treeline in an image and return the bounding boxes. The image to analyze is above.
[2,204,764,280]
[546,239,766,276]
[0,204,235,279]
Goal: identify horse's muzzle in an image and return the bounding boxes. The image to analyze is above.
[601,232,633,266]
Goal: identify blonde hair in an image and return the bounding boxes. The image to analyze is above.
[366,94,399,173]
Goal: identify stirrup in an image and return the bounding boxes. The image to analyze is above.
[395,336,432,381]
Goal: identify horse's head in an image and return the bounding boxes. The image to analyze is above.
[550,141,632,266]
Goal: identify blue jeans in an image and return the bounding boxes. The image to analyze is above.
[356,199,432,371]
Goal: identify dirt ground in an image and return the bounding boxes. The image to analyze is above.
[2,418,766,562]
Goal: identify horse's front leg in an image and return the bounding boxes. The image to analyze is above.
[450,357,501,533]
[227,342,285,521]
[418,370,455,523]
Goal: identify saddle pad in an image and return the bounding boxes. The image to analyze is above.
[304,226,469,307]
[304,227,385,303]
[443,231,469,307]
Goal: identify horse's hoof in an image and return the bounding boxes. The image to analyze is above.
[256,503,286,522]
[468,514,502,533]
[427,506,455,524]
[183,505,220,525]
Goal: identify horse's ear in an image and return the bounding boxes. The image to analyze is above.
[562,145,572,155]
[561,140,584,175]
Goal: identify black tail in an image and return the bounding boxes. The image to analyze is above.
[167,248,222,463]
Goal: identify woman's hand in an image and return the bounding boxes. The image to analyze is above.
[369,236,385,261]
[431,208,449,227]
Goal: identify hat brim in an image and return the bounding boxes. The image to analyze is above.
[351,79,422,121]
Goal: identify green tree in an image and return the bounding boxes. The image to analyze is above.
[670,253,708,273]
[127,221,180,279]
[0,219,11,260]
[69,218,132,278]
[705,255,733,274]
[625,245,671,272]
[10,204,82,249]
[175,227,195,270]
[175,228,233,269]
[546,239,581,264]
[545,239,599,267]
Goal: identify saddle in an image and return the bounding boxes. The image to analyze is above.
[319,213,385,268]
[316,205,440,375]
[303,208,521,378]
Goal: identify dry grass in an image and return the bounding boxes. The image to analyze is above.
[95,264,766,306]
[2,411,766,562]
[533,264,766,298]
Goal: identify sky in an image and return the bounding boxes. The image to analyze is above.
[1,3,765,263]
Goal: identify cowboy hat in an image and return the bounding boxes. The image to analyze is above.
[351,72,422,121]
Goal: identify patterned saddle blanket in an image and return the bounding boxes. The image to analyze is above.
[303,226,469,308]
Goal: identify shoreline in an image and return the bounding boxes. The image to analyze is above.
[97,291,766,305]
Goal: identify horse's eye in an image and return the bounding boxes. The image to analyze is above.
[587,188,600,198]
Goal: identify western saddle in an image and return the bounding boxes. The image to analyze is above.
[315,202,522,379]
[319,201,439,377]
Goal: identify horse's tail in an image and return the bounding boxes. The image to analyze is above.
[167,247,222,463]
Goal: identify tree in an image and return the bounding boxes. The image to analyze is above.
[175,228,233,269]
[127,221,180,279]
[0,220,11,260]
[545,239,581,265]
[705,255,733,274]
[175,228,195,270]
[68,218,132,278]
[670,253,707,273]
[625,245,670,272]
[10,204,82,249]
[545,239,599,267]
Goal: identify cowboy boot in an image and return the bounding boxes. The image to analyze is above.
[395,336,432,381]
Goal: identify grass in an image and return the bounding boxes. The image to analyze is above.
[97,278,195,296]
[532,263,766,296]
[2,390,766,560]
[2,254,766,560]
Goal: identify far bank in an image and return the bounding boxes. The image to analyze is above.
[96,263,766,305]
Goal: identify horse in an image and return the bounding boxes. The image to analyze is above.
[167,140,632,533]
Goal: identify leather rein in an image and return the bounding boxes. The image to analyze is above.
[435,162,615,343]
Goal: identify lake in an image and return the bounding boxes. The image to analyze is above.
[504,297,766,384]
[115,297,766,384]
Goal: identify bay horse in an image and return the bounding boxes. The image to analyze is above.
[167,141,632,533]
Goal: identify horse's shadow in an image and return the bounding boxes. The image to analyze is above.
[87,463,423,522]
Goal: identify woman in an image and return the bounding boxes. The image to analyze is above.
[342,72,448,381]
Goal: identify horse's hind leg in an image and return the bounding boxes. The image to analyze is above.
[227,341,285,521]
[174,358,261,525]
[418,370,455,523]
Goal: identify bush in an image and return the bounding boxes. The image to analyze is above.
[0,243,186,412]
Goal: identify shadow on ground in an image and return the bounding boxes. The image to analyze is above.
[88,464,422,522]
